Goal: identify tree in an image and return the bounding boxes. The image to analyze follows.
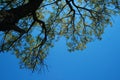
[0,0,120,71]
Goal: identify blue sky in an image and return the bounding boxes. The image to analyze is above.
[0,15,120,80]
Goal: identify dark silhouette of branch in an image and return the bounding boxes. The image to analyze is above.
[0,0,44,33]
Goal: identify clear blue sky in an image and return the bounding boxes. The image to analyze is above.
[0,16,120,80]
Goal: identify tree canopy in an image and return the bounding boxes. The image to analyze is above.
[0,0,120,71]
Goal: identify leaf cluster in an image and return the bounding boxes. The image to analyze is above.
[0,0,120,71]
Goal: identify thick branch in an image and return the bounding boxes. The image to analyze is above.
[0,0,44,33]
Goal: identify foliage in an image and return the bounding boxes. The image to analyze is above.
[0,0,120,71]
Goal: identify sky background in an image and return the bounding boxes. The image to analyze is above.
[0,15,120,80]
